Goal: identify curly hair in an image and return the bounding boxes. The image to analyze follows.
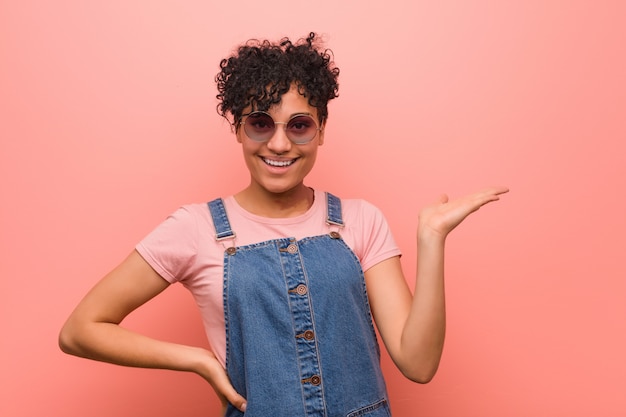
[216,32,340,128]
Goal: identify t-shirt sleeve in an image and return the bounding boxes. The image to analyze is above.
[352,200,402,272]
[135,206,199,284]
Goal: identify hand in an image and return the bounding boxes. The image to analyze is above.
[194,350,247,414]
[418,186,509,240]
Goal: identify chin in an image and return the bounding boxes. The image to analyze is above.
[257,181,304,196]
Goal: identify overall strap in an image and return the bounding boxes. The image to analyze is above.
[207,198,235,240]
[210,193,341,239]
[325,192,344,227]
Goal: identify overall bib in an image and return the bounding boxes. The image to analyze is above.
[208,193,391,417]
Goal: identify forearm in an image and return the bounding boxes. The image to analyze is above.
[59,320,210,374]
[60,313,247,412]
[399,231,447,383]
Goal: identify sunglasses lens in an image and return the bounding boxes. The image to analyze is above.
[286,115,318,144]
[242,112,319,144]
[244,112,275,142]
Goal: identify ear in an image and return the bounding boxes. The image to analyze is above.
[318,121,326,146]
[235,128,244,143]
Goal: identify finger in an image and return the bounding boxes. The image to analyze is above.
[228,394,247,413]
[481,186,509,197]
[212,378,247,412]
[472,186,509,205]
[496,186,509,195]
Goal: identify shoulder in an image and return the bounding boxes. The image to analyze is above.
[331,194,393,240]
[337,196,388,226]
[167,202,213,223]
[329,194,400,270]
[340,197,382,213]
[136,202,221,282]
[138,202,214,246]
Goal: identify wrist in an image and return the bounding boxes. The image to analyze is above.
[188,347,222,378]
[178,345,213,374]
[417,226,447,246]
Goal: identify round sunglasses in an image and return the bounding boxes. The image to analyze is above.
[239,111,322,145]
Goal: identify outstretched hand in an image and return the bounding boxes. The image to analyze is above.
[418,186,509,239]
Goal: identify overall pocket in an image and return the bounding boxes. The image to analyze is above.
[346,398,391,417]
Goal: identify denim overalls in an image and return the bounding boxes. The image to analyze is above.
[208,193,391,417]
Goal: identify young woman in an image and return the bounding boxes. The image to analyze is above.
[59,32,508,416]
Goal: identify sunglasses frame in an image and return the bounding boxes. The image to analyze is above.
[238,111,323,145]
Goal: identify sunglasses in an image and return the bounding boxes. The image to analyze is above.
[239,111,322,145]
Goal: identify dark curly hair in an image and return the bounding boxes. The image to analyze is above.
[216,32,340,128]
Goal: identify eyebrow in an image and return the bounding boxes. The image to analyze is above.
[243,111,315,120]
[289,112,314,118]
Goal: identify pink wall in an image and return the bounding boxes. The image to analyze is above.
[2,1,625,416]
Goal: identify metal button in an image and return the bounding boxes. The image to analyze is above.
[296,284,307,295]
[286,244,298,254]
[288,284,308,296]
[226,247,236,255]
[302,375,322,385]
[329,231,341,239]
[296,330,315,340]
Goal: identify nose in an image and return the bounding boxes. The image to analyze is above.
[265,122,292,154]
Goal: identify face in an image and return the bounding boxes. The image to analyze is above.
[236,85,325,197]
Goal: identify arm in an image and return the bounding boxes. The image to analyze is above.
[59,250,246,412]
[365,186,509,383]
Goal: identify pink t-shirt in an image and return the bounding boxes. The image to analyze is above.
[136,189,401,367]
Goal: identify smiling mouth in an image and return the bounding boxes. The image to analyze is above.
[262,157,297,167]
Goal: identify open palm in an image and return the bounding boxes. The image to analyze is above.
[418,187,509,239]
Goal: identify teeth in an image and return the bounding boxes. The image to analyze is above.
[263,158,295,167]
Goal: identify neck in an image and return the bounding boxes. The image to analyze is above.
[234,185,314,218]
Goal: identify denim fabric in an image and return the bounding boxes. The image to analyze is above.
[208,193,391,417]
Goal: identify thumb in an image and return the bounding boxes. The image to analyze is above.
[228,393,247,413]
[214,380,246,413]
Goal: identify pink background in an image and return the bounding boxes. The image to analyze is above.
[2,1,625,416]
